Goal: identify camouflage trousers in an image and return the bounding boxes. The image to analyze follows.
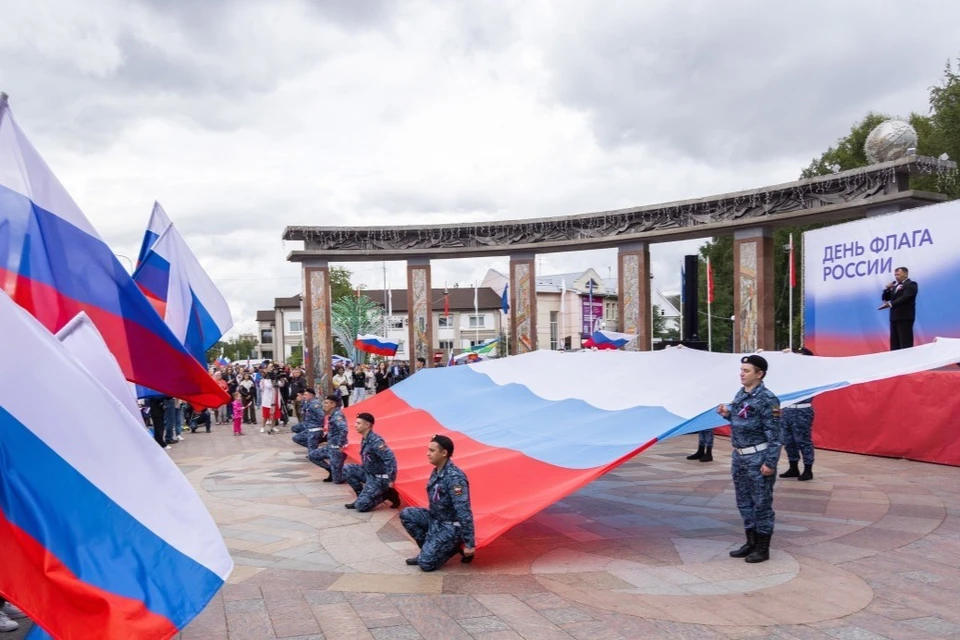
[343,464,390,512]
[399,507,462,572]
[292,429,324,450]
[732,450,776,535]
[698,429,714,448]
[781,407,815,465]
[309,445,346,483]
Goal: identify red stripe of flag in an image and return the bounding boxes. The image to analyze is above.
[707,258,714,304]
[789,234,796,288]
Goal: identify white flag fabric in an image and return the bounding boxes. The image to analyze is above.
[55,312,142,424]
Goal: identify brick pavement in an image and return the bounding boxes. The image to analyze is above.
[10,423,960,639]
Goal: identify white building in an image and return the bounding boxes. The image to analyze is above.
[255,295,304,361]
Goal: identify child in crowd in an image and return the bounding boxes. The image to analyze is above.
[232,392,245,436]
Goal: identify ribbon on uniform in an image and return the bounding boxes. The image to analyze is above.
[737,404,750,419]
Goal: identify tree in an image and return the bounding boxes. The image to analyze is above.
[330,266,355,303]
[330,294,385,363]
[207,335,259,363]
[652,304,679,341]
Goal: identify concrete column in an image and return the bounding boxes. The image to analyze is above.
[618,242,652,351]
[510,253,537,354]
[406,258,433,369]
[733,227,775,353]
[302,259,333,393]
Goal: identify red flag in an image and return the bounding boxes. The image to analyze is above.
[789,233,796,288]
[707,257,715,304]
[444,288,450,317]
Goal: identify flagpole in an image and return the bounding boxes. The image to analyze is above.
[707,257,713,352]
[788,233,794,352]
[473,282,480,344]
[382,262,387,340]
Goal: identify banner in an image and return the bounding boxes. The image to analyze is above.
[803,200,960,356]
[580,296,603,335]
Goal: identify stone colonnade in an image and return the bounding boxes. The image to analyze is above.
[300,237,776,392]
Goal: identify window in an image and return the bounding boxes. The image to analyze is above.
[549,311,559,350]
[438,316,452,328]
[389,318,404,329]
[262,350,273,360]
[468,315,485,328]
[438,340,454,350]
[260,329,273,344]
[288,320,302,333]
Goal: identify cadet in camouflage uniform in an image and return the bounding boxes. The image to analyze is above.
[400,435,476,572]
[292,388,325,450]
[308,394,348,483]
[716,354,782,563]
[343,412,401,511]
[686,429,715,462]
[779,347,816,481]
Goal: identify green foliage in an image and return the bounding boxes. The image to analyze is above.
[207,335,259,363]
[698,237,734,352]
[287,346,303,368]
[330,266,355,302]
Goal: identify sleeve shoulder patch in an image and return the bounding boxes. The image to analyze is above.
[772,405,781,418]
[377,442,386,450]
[452,484,464,497]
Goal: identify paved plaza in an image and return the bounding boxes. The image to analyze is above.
[15,423,960,639]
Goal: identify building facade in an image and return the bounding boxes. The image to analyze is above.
[482,268,680,351]
[255,295,304,362]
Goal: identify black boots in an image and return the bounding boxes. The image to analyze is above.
[779,461,800,478]
[687,446,705,460]
[729,529,757,558]
[745,533,772,563]
[699,447,713,462]
[384,488,401,509]
[798,464,814,481]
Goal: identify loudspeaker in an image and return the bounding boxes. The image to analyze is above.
[682,254,700,341]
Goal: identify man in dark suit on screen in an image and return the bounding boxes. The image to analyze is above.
[879,266,919,350]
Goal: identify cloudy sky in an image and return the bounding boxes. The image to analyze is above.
[3,0,958,336]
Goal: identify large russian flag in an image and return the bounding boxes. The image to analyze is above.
[0,95,228,407]
[344,343,960,548]
[133,210,233,366]
[355,334,399,357]
[0,290,232,639]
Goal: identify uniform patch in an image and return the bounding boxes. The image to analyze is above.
[453,484,464,497]
[772,405,781,418]
[377,442,386,450]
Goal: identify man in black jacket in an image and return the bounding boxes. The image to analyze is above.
[880,266,919,350]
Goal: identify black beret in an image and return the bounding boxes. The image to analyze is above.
[799,347,814,356]
[741,354,768,372]
[431,434,455,457]
[304,388,317,395]
[357,412,375,425]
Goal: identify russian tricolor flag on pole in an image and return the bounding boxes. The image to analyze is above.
[136,201,172,267]
[0,94,228,408]
[355,334,399,357]
[0,290,232,639]
[586,329,635,349]
[133,205,233,366]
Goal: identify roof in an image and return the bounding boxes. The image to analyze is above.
[361,287,502,313]
[274,295,302,309]
[256,310,274,322]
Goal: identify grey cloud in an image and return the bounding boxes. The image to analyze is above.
[539,2,960,164]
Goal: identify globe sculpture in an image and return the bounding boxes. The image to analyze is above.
[864,120,918,164]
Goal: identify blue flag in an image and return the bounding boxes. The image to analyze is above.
[501,283,510,314]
